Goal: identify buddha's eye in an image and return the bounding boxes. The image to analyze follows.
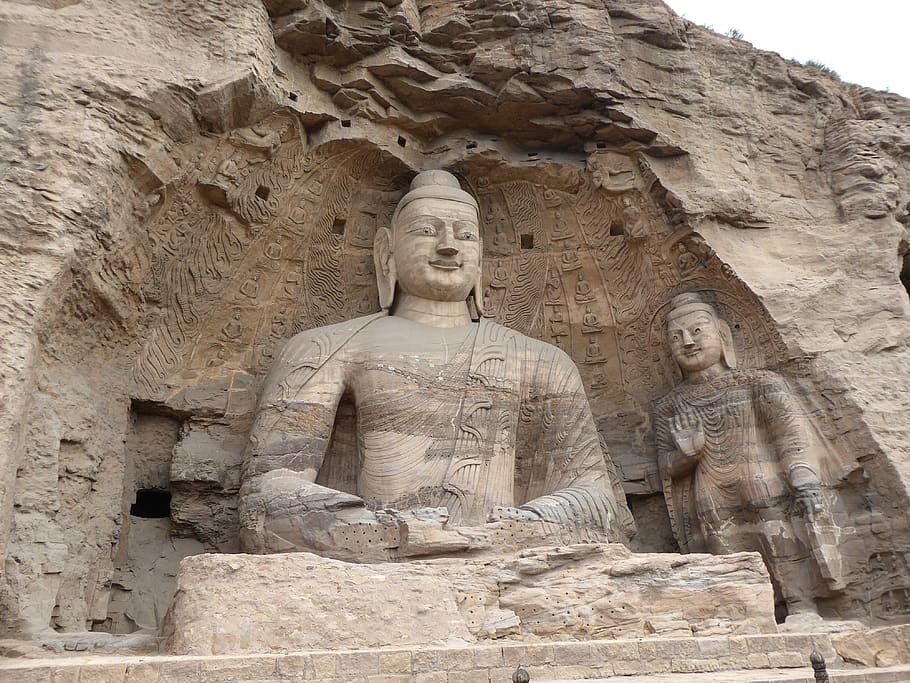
[458,231,478,240]
[671,334,680,343]
[693,328,701,335]
[420,225,435,235]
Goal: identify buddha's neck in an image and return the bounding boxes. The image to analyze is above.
[392,292,473,328]
[683,362,727,384]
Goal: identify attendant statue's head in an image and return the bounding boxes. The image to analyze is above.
[374,170,483,323]
[666,292,736,378]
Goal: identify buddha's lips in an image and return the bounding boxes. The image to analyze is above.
[430,258,461,269]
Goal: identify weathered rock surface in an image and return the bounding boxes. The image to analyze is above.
[163,545,776,655]
[832,624,910,667]
[0,0,909,643]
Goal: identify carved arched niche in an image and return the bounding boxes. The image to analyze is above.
[109,115,788,542]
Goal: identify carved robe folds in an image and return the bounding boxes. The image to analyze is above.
[655,368,849,608]
[240,314,629,556]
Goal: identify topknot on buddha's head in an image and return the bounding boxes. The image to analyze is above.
[392,170,479,228]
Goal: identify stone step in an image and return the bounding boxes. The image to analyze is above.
[0,632,846,682]
[544,665,910,682]
[6,661,910,683]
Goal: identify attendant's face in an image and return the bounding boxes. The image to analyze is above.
[391,197,481,302]
[668,310,724,375]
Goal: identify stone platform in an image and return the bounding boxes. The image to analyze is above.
[3,631,909,683]
[5,550,908,683]
[552,667,910,682]
[163,545,776,655]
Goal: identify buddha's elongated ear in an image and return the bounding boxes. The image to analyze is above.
[373,227,396,312]
[718,318,737,369]
[468,273,484,320]
[469,232,484,321]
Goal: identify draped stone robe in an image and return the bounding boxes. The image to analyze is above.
[655,369,826,553]
[240,313,628,545]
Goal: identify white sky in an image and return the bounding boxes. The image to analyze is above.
[664,1,910,98]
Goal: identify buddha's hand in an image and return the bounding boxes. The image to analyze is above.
[287,478,367,513]
[670,411,705,458]
[794,484,823,520]
[789,463,822,519]
[488,506,543,523]
[397,508,492,557]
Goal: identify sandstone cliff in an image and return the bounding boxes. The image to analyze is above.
[1,0,908,636]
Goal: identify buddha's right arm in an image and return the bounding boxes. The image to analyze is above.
[238,332,375,554]
[243,342,347,483]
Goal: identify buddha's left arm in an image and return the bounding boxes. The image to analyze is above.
[758,373,820,491]
[517,355,625,541]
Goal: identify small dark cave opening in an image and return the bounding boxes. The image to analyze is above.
[130,488,172,518]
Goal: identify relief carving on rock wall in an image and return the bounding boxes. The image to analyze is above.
[125,123,791,507]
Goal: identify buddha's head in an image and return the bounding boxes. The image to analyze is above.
[666,292,736,377]
[374,170,483,317]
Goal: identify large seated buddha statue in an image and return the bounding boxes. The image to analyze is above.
[238,170,634,559]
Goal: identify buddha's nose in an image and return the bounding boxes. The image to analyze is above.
[436,227,459,256]
[681,329,695,347]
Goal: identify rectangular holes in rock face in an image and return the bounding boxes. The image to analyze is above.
[130,489,172,518]
[333,218,347,236]
[520,234,534,250]
[125,403,181,495]
[255,185,270,201]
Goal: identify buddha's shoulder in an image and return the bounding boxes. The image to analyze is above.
[744,368,791,393]
[719,367,788,391]
[480,319,576,365]
[277,313,386,360]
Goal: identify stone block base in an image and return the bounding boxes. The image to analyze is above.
[163,544,777,656]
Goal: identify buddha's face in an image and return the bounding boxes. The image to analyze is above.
[668,309,724,375]
[391,196,481,302]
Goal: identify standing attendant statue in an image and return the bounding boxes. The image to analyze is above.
[239,170,633,558]
[654,292,847,618]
